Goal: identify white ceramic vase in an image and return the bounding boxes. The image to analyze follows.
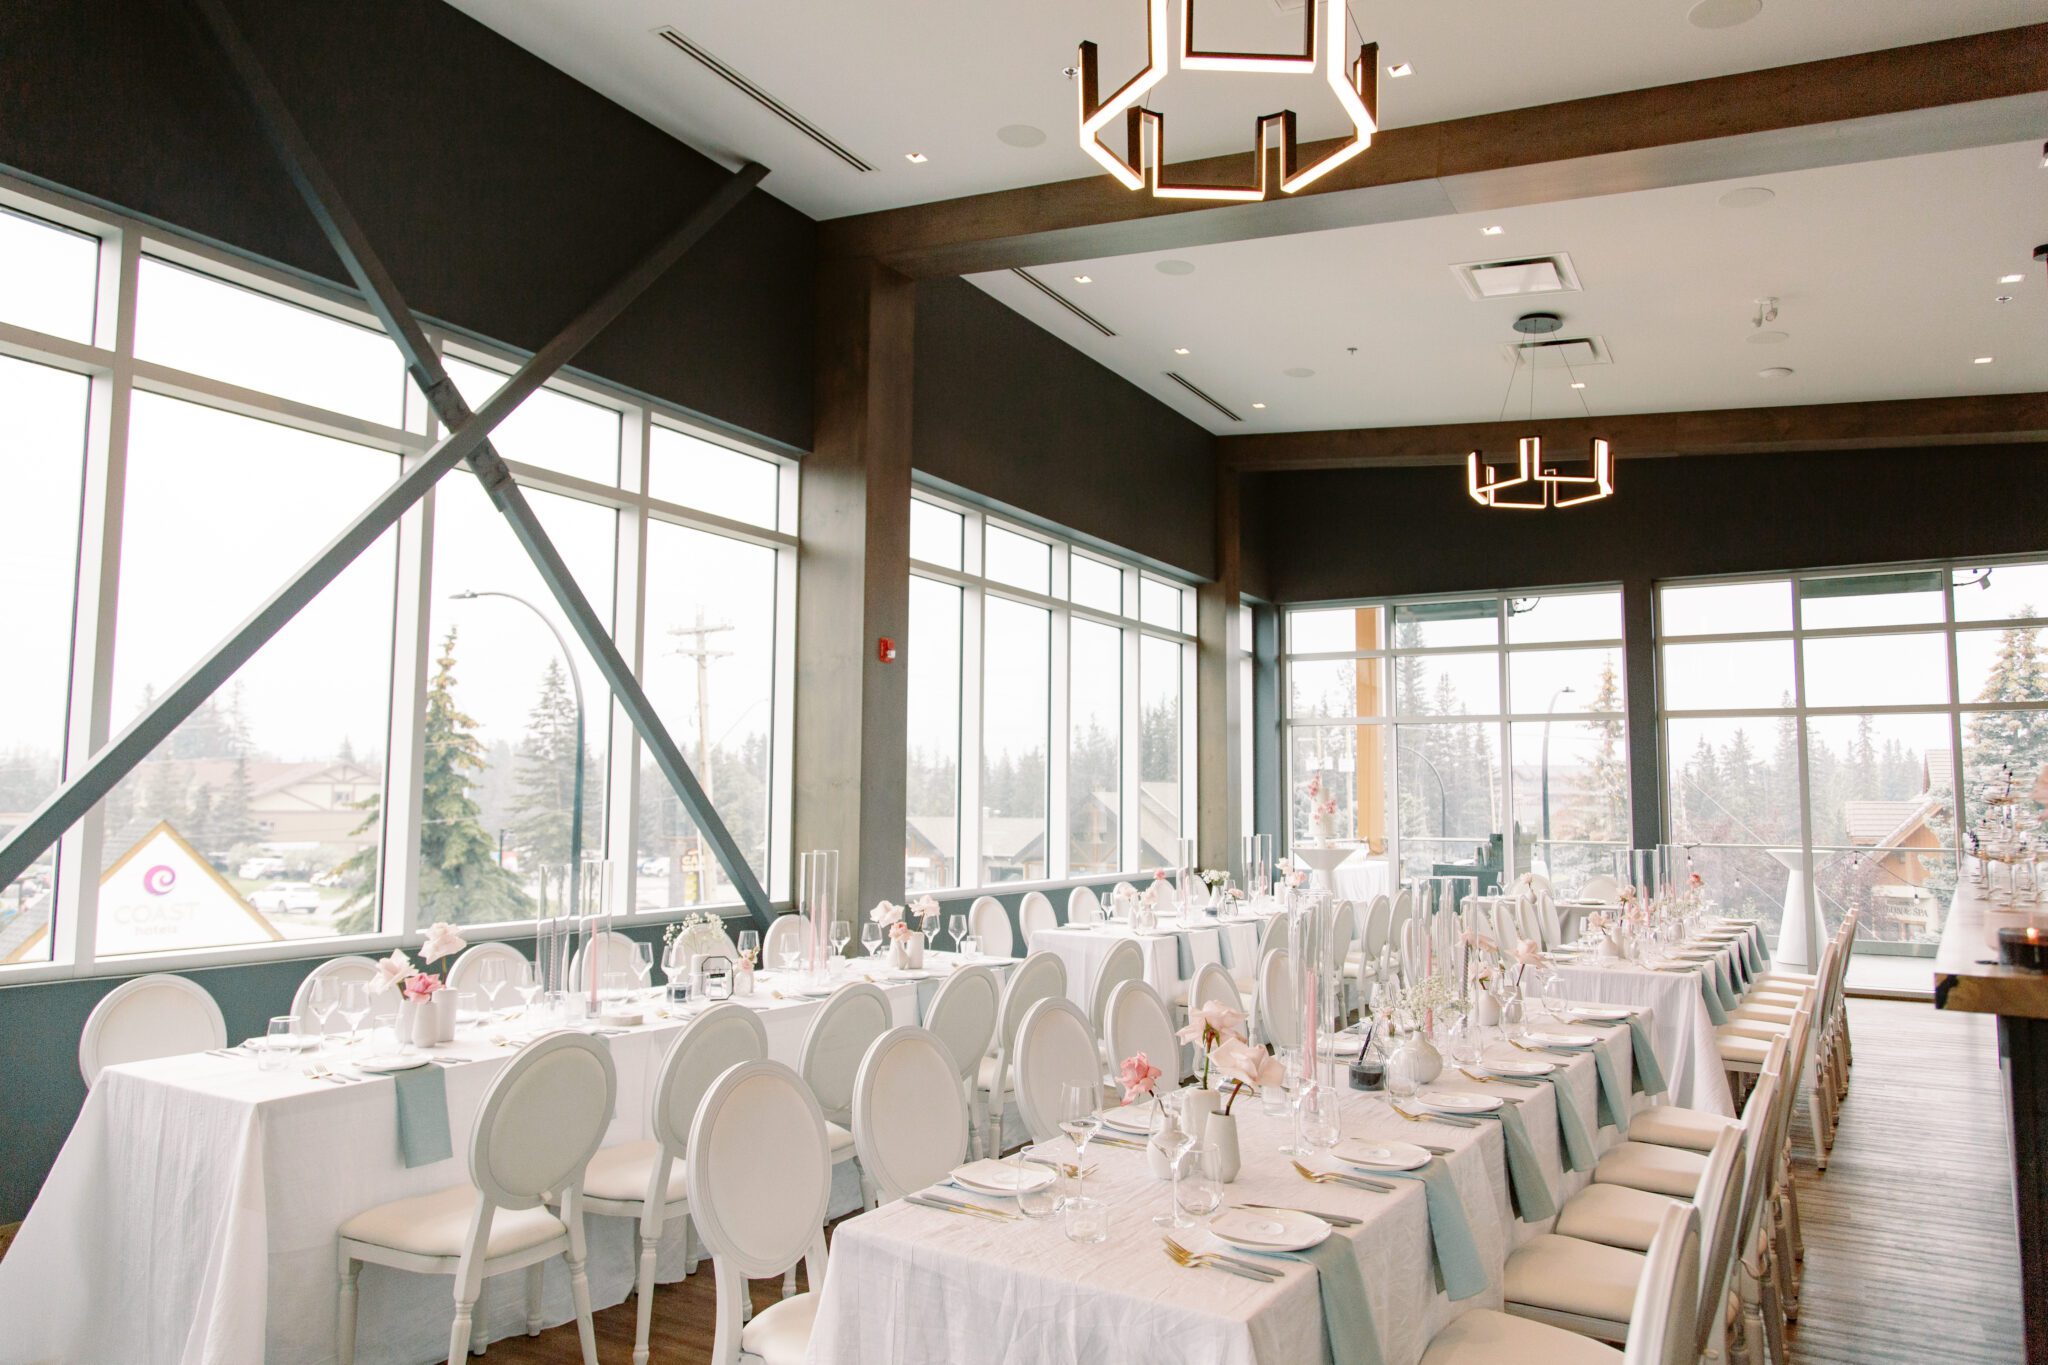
[1181,1087,1220,1143]
[888,939,908,969]
[1388,1032,1442,1089]
[434,989,459,1043]
[1205,1111,1242,1183]
[906,933,925,969]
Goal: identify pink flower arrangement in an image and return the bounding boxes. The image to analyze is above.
[1177,999,1248,1089]
[1512,936,1543,989]
[1211,1037,1285,1114]
[1118,1051,1162,1105]
[887,921,913,944]
[910,894,941,929]
[869,900,904,927]
[401,971,445,1003]
[370,922,467,996]
[1305,773,1338,820]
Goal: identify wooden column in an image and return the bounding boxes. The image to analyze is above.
[1196,466,1242,871]
[794,259,915,916]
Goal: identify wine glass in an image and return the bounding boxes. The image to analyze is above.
[1176,1141,1225,1225]
[831,918,853,961]
[737,929,761,972]
[337,980,370,1048]
[1151,1091,1198,1228]
[475,959,506,1017]
[511,961,540,1018]
[860,922,883,957]
[307,977,341,1053]
[1058,1080,1100,1177]
[948,913,968,952]
[776,940,802,974]
[630,941,654,996]
[1542,969,1570,1021]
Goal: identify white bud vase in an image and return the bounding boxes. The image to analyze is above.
[1181,1087,1219,1143]
[434,989,459,1043]
[1206,1111,1242,1183]
[410,997,441,1049]
[888,940,908,970]
[906,933,925,969]
[1388,1032,1442,1089]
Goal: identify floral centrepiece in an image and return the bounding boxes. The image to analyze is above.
[1176,998,1248,1090]
[663,911,727,961]
[1119,1052,1162,1105]
[370,921,467,998]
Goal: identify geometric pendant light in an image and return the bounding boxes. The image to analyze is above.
[1467,312,1616,509]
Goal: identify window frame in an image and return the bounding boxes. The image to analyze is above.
[0,171,798,984]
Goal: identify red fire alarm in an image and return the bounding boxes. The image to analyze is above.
[877,637,898,663]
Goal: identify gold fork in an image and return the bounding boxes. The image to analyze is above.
[1290,1160,1387,1191]
[1459,1067,1535,1090]
[1163,1237,1281,1280]
[1163,1241,1279,1282]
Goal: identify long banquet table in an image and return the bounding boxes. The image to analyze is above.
[807,1018,1642,1365]
[0,954,1013,1365]
[1034,908,1280,1012]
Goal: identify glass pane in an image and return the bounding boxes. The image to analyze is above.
[1141,636,1184,859]
[1659,580,1791,637]
[1141,577,1185,633]
[1954,562,2048,622]
[1239,654,1256,843]
[100,394,397,955]
[445,356,620,486]
[1660,640,1795,711]
[1961,710,2048,838]
[1393,598,1498,649]
[424,480,616,925]
[909,498,963,570]
[636,524,777,909]
[984,525,1050,595]
[1068,619,1121,874]
[1394,721,1501,842]
[1799,569,1944,630]
[1397,838,1506,890]
[1802,634,1949,709]
[0,357,91,961]
[1506,590,1622,644]
[1237,604,1255,655]
[1816,846,1952,950]
[1393,650,1499,718]
[906,577,962,891]
[1071,554,1122,614]
[1289,658,1384,720]
[1957,622,2048,706]
[981,596,1048,883]
[1513,719,1630,880]
[1682,845,1794,942]
[1805,712,1955,849]
[1290,605,1382,655]
[0,206,98,343]
[1508,646,1625,716]
[1291,725,1356,847]
[135,258,408,428]
[1663,716,1803,847]
[647,427,777,529]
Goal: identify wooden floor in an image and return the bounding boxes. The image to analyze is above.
[94,998,1994,1364]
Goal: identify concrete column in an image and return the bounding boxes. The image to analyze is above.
[1196,465,1242,871]
[1620,574,1662,849]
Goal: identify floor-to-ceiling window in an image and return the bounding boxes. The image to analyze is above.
[1283,588,1629,896]
[906,490,1197,893]
[0,175,797,978]
[1660,560,2048,956]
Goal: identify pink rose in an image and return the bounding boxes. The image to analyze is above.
[371,948,418,994]
[1118,1052,1162,1104]
[401,971,443,1002]
[869,900,903,926]
[1175,998,1247,1046]
[887,921,912,943]
[419,921,466,963]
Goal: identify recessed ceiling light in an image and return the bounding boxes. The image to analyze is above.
[1997,295,2014,304]
[1719,186,1776,209]
[1156,259,1197,276]
[1689,0,1763,29]
[1747,330,1789,345]
[1757,366,1794,379]
[1387,62,1413,77]
[996,123,1047,148]
[1173,347,1190,355]
[904,152,929,164]
[1480,225,1505,236]
[1284,367,1316,379]
[1251,402,1267,410]
[2000,274,2026,284]
[1569,381,1587,389]
[1975,356,1995,364]
[1072,275,1092,284]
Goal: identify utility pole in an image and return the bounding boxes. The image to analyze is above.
[669,609,733,902]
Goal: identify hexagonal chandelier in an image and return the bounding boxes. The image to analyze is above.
[1076,0,1380,202]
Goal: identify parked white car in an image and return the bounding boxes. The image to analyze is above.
[249,881,322,914]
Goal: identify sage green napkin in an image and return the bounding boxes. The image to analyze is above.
[1625,1015,1668,1097]
[1270,1233,1387,1365]
[392,1064,453,1168]
[1546,1038,1630,1128]
[1471,1101,1555,1222]
[1376,1157,1485,1300]
[1216,926,1237,972]
[1173,933,1194,978]
[1711,958,1739,1012]
[1534,1071,1595,1171]
[1698,973,1728,1025]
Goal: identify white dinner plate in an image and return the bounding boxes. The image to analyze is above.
[1524,1029,1599,1048]
[1483,1058,1558,1077]
[1210,1206,1330,1253]
[1331,1137,1431,1171]
[1096,1100,1162,1135]
[949,1160,1053,1196]
[793,982,839,997]
[886,969,934,981]
[1415,1088,1502,1115]
[1568,1007,1633,1023]
[354,1053,433,1074]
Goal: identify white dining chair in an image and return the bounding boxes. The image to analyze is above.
[336,1031,616,1365]
[1010,996,1104,1142]
[579,1003,767,1365]
[566,929,643,993]
[922,963,1000,1155]
[762,912,810,969]
[1256,949,1299,1051]
[974,951,1067,1156]
[1581,873,1620,902]
[1360,894,1392,962]
[78,973,227,1087]
[1102,979,1179,1083]
[851,1025,968,1203]
[290,955,379,1032]
[968,895,1014,958]
[444,940,529,994]
[1066,884,1103,925]
[1421,1203,1700,1365]
[1018,890,1058,948]
[1177,959,1243,1018]
[686,1059,832,1365]
[795,982,894,1208]
[1086,936,1145,1045]
[1387,886,1413,941]
[1325,899,1358,1013]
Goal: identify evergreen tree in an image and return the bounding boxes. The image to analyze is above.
[1967,617,2048,807]
[508,660,587,869]
[214,755,261,850]
[1587,658,1628,830]
[185,784,217,857]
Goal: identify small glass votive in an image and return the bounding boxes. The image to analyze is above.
[259,1015,298,1073]
[1062,1194,1108,1243]
[1012,1151,1062,1219]
[1998,926,2048,971]
[958,936,980,959]
[1348,1057,1386,1091]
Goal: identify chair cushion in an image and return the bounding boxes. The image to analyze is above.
[1628,1105,1738,1154]
[1555,1182,1687,1253]
[1717,1018,1791,1044]
[1504,1233,1645,1324]
[825,1121,857,1157]
[739,1289,817,1365]
[1726,1002,1795,1024]
[1593,1140,1707,1198]
[1716,1032,1772,1066]
[340,1184,564,1260]
[1421,1307,1623,1365]
[582,1139,687,1205]
[1753,971,1815,985]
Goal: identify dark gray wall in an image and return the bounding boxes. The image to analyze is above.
[913,277,1220,580]
[0,0,817,452]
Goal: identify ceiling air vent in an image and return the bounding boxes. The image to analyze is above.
[1009,269,1117,338]
[654,28,873,172]
[1164,372,1243,423]
[1505,335,1613,368]
[1453,254,1583,301]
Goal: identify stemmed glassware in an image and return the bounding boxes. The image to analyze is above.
[630,940,654,998]
[737,929,760,977]
[831,918,853,963]
[1058,1080,1105,1242]
[475,960,507,1019]
[1152,1090,1199,1227]
[307,978,340,1054]
[860,921,883,958]
[337,980,370,1049]
[948,913,968,953]
[1542,969,1569,1020]
[511,961,540,1020]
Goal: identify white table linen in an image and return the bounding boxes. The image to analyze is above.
[1331,855,1394,908]
[1542,937,1743,1115]
[1035,914,1270,1010]
[0,958,1012,1365]
[806,1020,1638,1365]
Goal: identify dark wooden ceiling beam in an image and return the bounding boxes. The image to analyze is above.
[822,25,2048,278]
[1217,393,2048,472]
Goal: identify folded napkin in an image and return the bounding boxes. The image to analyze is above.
[1533,1072,1596,1172]
[1470,1101,1555,1223]
[1216,926,1237,972]
[393,1064,453,1168]
[1725,938,1751,992]
[1174,933,1194,979]
[1625,1015,1668,1097]
[1543,1038,1630,1128]
[1698,973,1728,1026]
[1741,926,1766,976]
[1267,1234,1387,1365]
[1375,1157,1485,1300]
[1711,957,1740,1012]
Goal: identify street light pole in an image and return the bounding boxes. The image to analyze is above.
[452,591,585,897]
[1540,685,1576,879]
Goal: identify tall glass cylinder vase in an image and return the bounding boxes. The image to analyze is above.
[535,864,575,1024]
[574,857,614,1019]
[800,849,839,983]
[1630,848,1659,904]
[1175,836,1198,914]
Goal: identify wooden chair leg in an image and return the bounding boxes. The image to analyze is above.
[338,1258,361,1365]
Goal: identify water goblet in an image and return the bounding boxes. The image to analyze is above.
[1175,1142,1225,1225]
[259,1015,298,1074]
[1152,1091,1198,1228]
[830,918,853,962]
[337,980,370,1048]
[307,978,341,1053]
[860,922,883,958]
[947,913,968,953]
[511,961,540,1018]
[630,940,655,996]
[1542,970,1570,1020]
[1058,1081,1101,1196]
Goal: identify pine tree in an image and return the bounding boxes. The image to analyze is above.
[1967,617,2048,803]
[1587,658,1628,831]
[508,660,585,870]
[214,754,261,851]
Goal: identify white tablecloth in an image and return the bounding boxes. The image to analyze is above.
[807,1020,1639,1365]
[0,957,1013,1365]
[1035,914,1273,1009]
[1544,935,1745,1116]
[1332,856,1394,907]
